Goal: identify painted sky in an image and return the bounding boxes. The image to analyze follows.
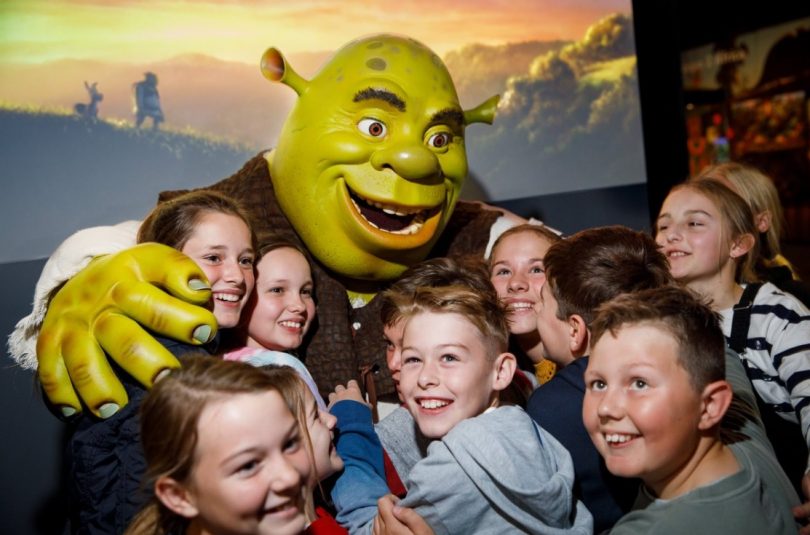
[0,0,630,64]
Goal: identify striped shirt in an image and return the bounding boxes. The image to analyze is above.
[719,282,810,468]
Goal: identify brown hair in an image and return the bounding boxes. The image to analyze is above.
[394,285,509,355]
[696,162,783,260]
[669,180,759,283]
[137,190,257,252]
[380,256,496,328]
[488,223,562,262]
[126,356,308,535]
[590,285,725,392]
[543,226,673,327]
[256,234,312,266]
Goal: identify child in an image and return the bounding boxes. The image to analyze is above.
[126,356,345,535]
[375,257,537,491]
[67,190,257,533]
[136,190,257,334]
[224,237,324,409]
[525,225,672,532]
[489,223,562,385]
[331,285,593,534]
[379,256,509,402]
[655,179,810,496]
[695,162,809,304]
[258,365,347,534]
[583,286,800,533]
[226,238,316,360]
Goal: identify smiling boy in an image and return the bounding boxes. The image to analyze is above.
[526,226,671,531]
[331,285,592,534]
[584,286,799,534]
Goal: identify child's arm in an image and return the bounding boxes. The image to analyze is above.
[765,309,810,484]
[765,306,810,523]
[329,381,390,534]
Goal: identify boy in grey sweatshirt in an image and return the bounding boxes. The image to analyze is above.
[329,285,593,534]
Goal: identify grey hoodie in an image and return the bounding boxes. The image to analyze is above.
[376,405,593,535]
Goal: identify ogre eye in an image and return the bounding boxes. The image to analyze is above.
[358,118,387,138]
[427,132,451,148]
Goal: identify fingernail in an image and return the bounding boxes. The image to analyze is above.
[98,403,120,419]
[154,368,171,383]
[188,278,210,291]
[193,325,212,343]
[61,406,77,418]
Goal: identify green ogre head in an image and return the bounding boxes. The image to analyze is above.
[261,34,498,283]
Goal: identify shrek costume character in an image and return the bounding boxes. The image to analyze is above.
[9,34,504,418]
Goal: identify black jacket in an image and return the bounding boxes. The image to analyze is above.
[65,336,217,534]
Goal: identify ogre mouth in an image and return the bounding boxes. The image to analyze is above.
[348,188,439,235]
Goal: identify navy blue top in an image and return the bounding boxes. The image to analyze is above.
[527,357,638,533]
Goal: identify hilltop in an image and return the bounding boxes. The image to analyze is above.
[1,106,258,263]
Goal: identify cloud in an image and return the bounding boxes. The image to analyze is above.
[443,40,569,107]
[463,13,646,199]
[557,13,636,74]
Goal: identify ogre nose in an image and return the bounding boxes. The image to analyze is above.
[370,145,441,184]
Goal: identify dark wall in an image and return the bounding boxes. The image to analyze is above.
[1,258,68,534]
[632,0,810,222]
[495,183,651,236]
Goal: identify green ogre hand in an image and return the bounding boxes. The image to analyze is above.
[36,242,218,419]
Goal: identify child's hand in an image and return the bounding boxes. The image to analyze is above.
[373,494,435,535]
[328,379,369,409]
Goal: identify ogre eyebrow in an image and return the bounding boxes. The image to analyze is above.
[353,88,406,112]
[430,108,464,128]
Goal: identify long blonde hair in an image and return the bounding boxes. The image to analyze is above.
[696,162,783,260]
[671,180,759,283]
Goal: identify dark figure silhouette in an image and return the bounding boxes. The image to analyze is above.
[74,81,103,120]
[133,72,164,129]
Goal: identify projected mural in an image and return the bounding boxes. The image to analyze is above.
[0,0,643,264]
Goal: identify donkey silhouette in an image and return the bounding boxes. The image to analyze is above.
[74,81,103,120]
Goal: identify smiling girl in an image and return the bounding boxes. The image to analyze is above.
[226,238,316,360]
[67,190,257,533]
[126,357,347,535]
[489,224,561,384]
[655,179,810,497]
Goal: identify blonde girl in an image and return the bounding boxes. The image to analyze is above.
[655,179,810,498]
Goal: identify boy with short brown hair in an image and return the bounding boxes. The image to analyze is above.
[330,284,593,534]
[527,225,672,531]
[584,286,799,534]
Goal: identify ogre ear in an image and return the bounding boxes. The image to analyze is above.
[464,94,500,126]
[260,48,309,96]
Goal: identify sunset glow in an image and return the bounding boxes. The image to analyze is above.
[1,0,631,64]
